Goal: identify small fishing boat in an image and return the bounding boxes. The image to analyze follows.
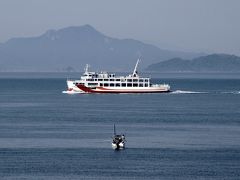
[112,124,125,150]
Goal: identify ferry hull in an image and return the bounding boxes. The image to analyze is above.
[76,84,170,94]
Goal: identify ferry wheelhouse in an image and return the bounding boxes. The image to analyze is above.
[65,60,170,94]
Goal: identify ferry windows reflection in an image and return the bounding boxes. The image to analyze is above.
[88,83,98,86]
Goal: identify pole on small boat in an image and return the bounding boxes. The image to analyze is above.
[113,124,116,136]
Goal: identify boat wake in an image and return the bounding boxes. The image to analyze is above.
[171,90,207,94]
[62,90,85,94]
[221,91,240,95]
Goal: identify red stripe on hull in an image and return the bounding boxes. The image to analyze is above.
[76,84,96,93]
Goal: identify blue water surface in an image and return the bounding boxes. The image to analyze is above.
[0,72,240,179]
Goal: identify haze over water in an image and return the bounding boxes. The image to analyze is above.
[0,73,240,179]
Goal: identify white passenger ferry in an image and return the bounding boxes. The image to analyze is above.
[65,60,170,94]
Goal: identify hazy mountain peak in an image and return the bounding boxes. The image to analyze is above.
[40,24,105,42]
[58,25,103,36]
[0,24,204,72]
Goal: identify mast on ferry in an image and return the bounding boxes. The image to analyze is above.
[132,59,140,77]
[84,64,89,74]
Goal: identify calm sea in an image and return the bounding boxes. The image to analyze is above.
[0,72,240,180]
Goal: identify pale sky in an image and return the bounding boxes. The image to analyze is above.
[0,0,240,55]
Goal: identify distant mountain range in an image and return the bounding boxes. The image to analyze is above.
[146,54,240,72]
[0,24,203,72]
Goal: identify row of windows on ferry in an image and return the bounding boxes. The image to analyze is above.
[88,83,150,87]
[86,78,149,82]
